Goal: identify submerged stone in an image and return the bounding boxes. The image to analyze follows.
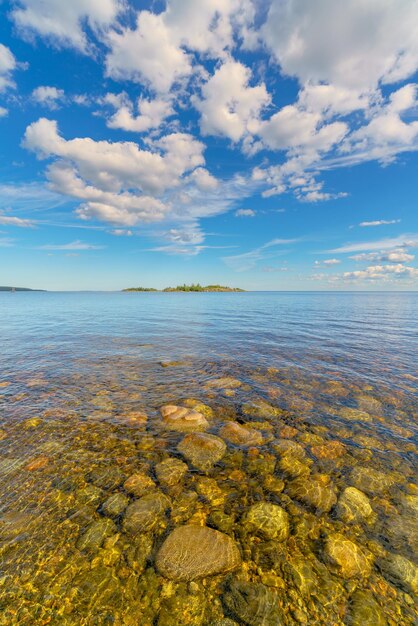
[244,502,289,541]
[101,492,129,517]
[158,591,207,626]
[160,405,209,432]
[350,467,396,496]
[324,533,372,579]
[335,487,373,524]
[123,472,156,497]
[76,518,116,552]
[223,579,283,626]
[346,590,387,626]
[378,553,418,595]
[87,467,126,491]
[220,422,263,446]
[156,525,241,581]
[155,458,188,488]
[286,475,337,512]
[178,432,226,471]
[122,492,170,535]
[242,400,282,420]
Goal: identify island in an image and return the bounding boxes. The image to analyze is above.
[0,286,46,292]
[123,284,244,292]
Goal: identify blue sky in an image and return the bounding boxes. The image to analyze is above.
[0,0,417,290]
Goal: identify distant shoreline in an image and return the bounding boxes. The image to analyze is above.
[123,284,245,293]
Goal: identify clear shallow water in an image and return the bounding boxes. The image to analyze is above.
[0,292,417,625]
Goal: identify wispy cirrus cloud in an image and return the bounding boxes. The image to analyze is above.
[223,237,299,271]
[328,234,418,254]
[37,240,104,251]
[359,219,401,227]
[0,213,35,227]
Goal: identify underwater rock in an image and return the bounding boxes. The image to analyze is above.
[160,405,209,432]
[156,525,241,581]
[25,455,50,471]
[324,533,372,578]
[209,509,236,534]
[158,590,207,625]
[171,491,198,524]
[76,485,104,507]
[196,476,226,507]
[335,487,374,524]
[244,502,289,541]
[242,400,282,420]
[285,558,318,597]
[350,467,396,496]
[182,398,214,419]
[114,410,147,427]
[223,579,283,626]
[346,590,387,626]
[220,422,263,446]
[123,472,156,497]
[205,377,242,389]
[87,466,126,491]
[286,475,337,512]
[101,492,129,517]
[378,553,418,595]
[337,407,373,423]
[76,518,116,552]
[310,440,346,460]
[277,455,310,478]
[272,439,306,459]
[122,492,170,535]
[178,433,226,471]
[155,458,188,488]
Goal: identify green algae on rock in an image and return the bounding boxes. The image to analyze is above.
[286,474,337,512]
[122,492,170,534]
[156,525,241,581]
[335,486,374,524]
[244,502,289,541]
[324,533,373,578]
[346,590,387,626]
[155,457,188,489]
[223,579,283,626]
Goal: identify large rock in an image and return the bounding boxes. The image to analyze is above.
[335,487,373,524]
[220,422,263,447]
[76,518,116,552]
[122,492,170,535]
[350,467,395,496]
[324,533,372,579]
[378,553,418,595]
[178,433,226,471]
[286,475,337,512]
[223,579,283,626]
[244,502,289,541]
[155,458,188,488]
[101,492,129,517]
[160,405,209,432]
[123,472,156,497]
[346,590,387,626]
[156,525,241,581]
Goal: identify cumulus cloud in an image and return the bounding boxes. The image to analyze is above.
[0,106,8,117]
[315,258,341,266]
[343,263,418,281]
[262,0,418,90]
[110,229,132,236]
[0,43,17,92]
[105,94,174,133]
[32,86,65,109]
[350,249,414,263]
[195,59,270,142]
[11,0,123,52]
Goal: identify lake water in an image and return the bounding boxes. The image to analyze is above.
[0,292,417,625]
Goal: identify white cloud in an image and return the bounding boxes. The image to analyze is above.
[359,219,401,227]
[105,94,174,133]
[315,258,341,266]
[343,263,418,281]
[32,86,65,109]
[110,229,132,236]
[0,213,34,227]
[223,237,298,271]
[235,208,255,217]
[195,59,270,142]
[12,0,123,52]
[262,0,418,90]
[187,167,218,191]
[0,43,17,92]
[0,106,8,117]
[38,240,104,250]
[350,249,414,263]
[330,235,418,254]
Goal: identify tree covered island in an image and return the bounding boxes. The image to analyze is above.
[123,284,244,292]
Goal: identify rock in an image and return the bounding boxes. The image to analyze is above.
[324,533,372,578]
[178,433,226,471]
[87,467,126,491]
[346,590,387,626]
[350,467,395,496]
[242,400,282,420]
[114,410,147,427]
[310,441,346,460]
[25,455,50,471]
[158,591,207,626]
[337,407,373,423]
[122,492,170,535]
[223,579,283,626]
[378,553,418,594]
[286,475,337,512]
[182,399,214,419]
[155,458,188,488]
[160,405,209,432]
[277,455,310,478]
[196,476,226,507]
[101,492,129,517]
[244,502,289,541]
[123,472,156,497]
[205,377,242,389]
[76,485,103,507]
[209,509,236,534]
[156,525,241,581]
[220,422,263,447]
[76,518,116,552]
[335,487,373,523]
[272,439,306,459]
[285,559,318,597]
[171,491,198,524]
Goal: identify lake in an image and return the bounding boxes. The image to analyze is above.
[0,291,417,625]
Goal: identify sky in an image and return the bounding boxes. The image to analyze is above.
[0,0,418,291]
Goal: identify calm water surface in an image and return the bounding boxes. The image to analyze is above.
[0,292,417,625]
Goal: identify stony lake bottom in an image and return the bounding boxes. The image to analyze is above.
[0,291,417,626]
